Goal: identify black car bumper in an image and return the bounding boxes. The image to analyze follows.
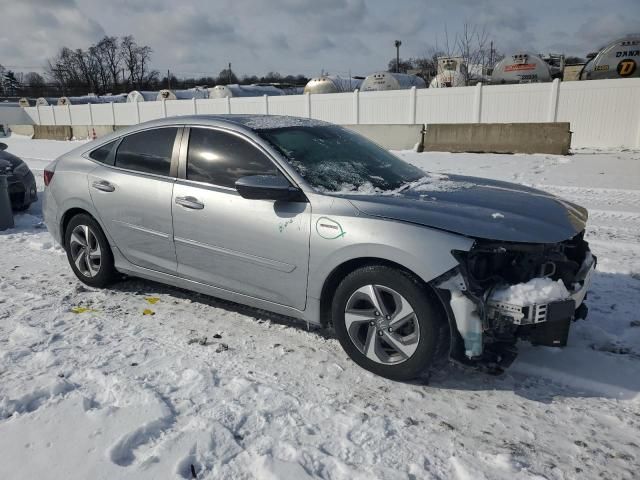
[7,171,37,210]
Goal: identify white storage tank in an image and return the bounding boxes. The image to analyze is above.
[580,35,640,80]
[429,56,473,87]
[157,87,209,100]
[303,76,362,94]
[429,71,466,88]
[491,53,553,84]
[208,84,285,99]
[57,95,117,105]
[126,91,159,102]
[35,97,58,106]
[360,72,426,91]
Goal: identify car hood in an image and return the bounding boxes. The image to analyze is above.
[335,174,588,243]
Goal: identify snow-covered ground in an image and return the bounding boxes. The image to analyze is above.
[1,134,639,479]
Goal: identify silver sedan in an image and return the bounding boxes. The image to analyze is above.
[43,115,595,380]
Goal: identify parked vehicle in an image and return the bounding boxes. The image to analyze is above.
[42,115,595,380]
[0,142,37,211]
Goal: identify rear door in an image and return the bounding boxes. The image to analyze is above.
[171,127,311,309]
[88,127,181,274]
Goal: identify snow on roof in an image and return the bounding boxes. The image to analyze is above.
[226,115,330,130]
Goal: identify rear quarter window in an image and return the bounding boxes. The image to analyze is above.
[88,141,117,165]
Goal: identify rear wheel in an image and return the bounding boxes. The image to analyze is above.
[64,214,116,288]
[332,265,446,381]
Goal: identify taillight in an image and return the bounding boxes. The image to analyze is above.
[44,169,55,186]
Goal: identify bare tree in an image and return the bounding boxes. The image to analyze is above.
[97,36,122,89]
[120,36,158,89]
[455,23,491,84]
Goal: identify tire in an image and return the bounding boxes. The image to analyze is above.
[332,265,447,381]
[64,213,117,288]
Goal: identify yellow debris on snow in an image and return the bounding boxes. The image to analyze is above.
[70,306,96,314]
[143,309,155,316]
[144,297,160,305]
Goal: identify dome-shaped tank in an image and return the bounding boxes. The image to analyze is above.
[35,97,57,106]
[126,91,159,102]
[360,72,426,91]
[303,76,362,94]
[207,84,285,99]
[429,71,466,88]
[491,53,553,84]
[18,98,32,107]
[580,35,640,80]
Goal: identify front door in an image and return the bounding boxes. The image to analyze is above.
[88,127,181,274]
[172,127,311,309]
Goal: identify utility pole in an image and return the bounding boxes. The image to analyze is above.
[167,69,171,89]
[395,40,402,73]
[228,63,232,84]
[490,41,494,67]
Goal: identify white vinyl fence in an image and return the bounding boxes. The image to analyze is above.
[18,78,640,149]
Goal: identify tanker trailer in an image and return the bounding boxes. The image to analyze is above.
[491,52,554,84]
[580,35,640,80]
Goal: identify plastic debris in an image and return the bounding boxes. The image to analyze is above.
[142,309,155,316]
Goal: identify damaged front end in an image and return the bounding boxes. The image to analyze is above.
[434,231,596,372]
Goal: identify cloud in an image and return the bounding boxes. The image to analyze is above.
[1,0,639,78]
[0,0,104,71]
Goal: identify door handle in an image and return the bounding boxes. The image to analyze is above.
[91,180,115,192]
[175,196,205,210]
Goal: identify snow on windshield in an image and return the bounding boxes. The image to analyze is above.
[329,172,476,196]
[257,125,426,192]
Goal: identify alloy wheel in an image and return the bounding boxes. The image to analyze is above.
[69,224,102,278]
[344,284,420,365]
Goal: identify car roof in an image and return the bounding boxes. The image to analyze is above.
[123,114,330,134]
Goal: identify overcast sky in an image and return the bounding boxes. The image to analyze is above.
[1,0,638,79]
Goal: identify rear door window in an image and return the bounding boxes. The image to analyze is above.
[114,128,178,176]
[186,128,279,188]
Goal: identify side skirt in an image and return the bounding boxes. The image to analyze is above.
[112,248,318,326]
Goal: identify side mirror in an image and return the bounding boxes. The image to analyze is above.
[235,175,306,202]
[0,143,7,151]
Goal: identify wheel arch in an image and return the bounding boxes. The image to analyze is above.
[318,257,448,329]
[59,205,111,247]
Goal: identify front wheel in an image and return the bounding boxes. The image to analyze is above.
[64,214,117,288]
[332,265,447,381]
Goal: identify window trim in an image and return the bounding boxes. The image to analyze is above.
[84,126,183,180]
[177,126,299,191]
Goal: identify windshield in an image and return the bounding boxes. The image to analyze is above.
[256,125,424,192]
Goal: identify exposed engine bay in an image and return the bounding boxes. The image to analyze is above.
[435,231,596,372]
